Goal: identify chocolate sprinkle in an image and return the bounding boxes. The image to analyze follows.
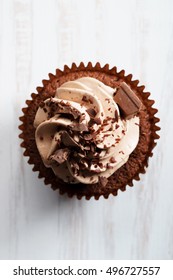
[110,157,116,163]
[114,110,118,122]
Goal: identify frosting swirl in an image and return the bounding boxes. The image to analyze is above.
[34,77,139,184]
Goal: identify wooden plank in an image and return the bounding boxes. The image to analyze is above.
[0,0,172,260]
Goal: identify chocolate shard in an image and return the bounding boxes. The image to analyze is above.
[78,152,86,158]
[69,160,80,175]
[98,176,108,187]
[83,133,93,141]
[84,145,90,151]
[70,123,89,132]
[86,108,97,118]
[61,131,80,148]
[79,159,89,170]
[90,144,96,153]
[93,117,102,125]
[113,82,142,119]
[79,113,86,122]
[82,95,93,104]
[88,117,101,126]
[47,99,81,119]
[50,148,70,164]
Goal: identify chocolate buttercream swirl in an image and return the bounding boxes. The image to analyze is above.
[34,77,139,184]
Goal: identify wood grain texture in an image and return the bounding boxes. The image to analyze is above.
[0,0,173,260]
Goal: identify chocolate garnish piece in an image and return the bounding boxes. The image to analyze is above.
[90,144,96,153]
[61,131,80,148]
[82,95,93,104]
[89,117,101,127]
[73,135,80,142]
[79,113,85,122]
[83,133,93,141]
[82,95,87,102]
[70,123,89,132]
[78,152,86,158]
[50,148,70,164]
[79,159,89,170]
[69,160,80,175]
[98,176,108,187]
[47,99,81,119]
[86,108,97,118]
[114,82,142,119]
[93,117,101,125]
[84,145,90,151]
[114,110,119,122]
[110,157,116,163]
[88,119,95,127]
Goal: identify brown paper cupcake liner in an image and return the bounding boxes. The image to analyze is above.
[19,62,160,200]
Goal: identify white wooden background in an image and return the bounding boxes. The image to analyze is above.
[0,0,172,260]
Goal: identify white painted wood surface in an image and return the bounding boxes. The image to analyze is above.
[0,0,172,260]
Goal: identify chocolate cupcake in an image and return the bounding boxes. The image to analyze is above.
[19,62,160,199]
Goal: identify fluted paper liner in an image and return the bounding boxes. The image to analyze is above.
[19,62,160,200]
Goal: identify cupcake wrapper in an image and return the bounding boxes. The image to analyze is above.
[19,62,160,200]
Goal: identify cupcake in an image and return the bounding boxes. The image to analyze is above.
[19,62,160,199]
